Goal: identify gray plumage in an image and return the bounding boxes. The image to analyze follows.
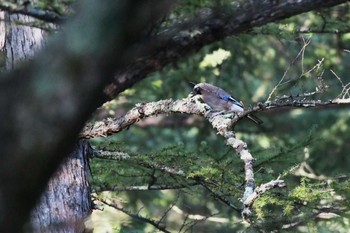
[191,83,263,125]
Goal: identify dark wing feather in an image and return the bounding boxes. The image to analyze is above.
[217,92,244,108]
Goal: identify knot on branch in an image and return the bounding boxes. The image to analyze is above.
[136,103,146,119]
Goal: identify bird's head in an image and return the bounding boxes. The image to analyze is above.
[190,83,203,97]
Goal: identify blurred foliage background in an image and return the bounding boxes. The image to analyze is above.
[2,0,348,232]
[88,1,350,232]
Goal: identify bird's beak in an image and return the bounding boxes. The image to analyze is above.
[188,82,197,97]
[190,91,196,97]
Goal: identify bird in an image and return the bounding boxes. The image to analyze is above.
[191,82,263,125]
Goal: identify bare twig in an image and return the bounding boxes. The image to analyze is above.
[158,193,180,224]
[266,39,327,103]
[96,196,171,233]
[267,38,311,101]
[197,179,241,213]
[331,69,350,99]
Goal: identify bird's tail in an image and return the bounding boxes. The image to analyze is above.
[247,114,263,125]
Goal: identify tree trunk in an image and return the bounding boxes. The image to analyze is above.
[4,13,44,69]
[0,11,4,51]
[4,13,92,233]
[29,141,92,233]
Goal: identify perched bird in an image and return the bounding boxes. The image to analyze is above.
[191,83,263,125]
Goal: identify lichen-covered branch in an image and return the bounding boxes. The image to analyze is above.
[243,179,286,207]
[80,98,206,139]
[85,95,350,219]
[81,96,350,139]
[241,179,286,219]
[87,97,269,218]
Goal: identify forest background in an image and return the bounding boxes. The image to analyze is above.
[0,0,350,232]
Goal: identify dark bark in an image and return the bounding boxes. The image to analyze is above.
[105,0,349,99]
[4,13,92,233]
[0,1,170,232]
[4,13,45,69]
[29,141,92,233]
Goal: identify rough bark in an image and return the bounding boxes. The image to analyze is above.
[0,11,5,70]
[4,13,92,233]
[0,1,170,232]
[29,141,92,233]
[0,11,4,49]
[4,14,45,69]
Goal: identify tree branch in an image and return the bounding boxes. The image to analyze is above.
[96,196,171,233]
[97,183,198,192]
[80,98,205,139]
[94,149,241,213]
[84,95,350,219]
[1,0,348,230]
[81,96,350,139]
[105,0,349,99]
[0,1,171,232]
[95,149,187,177]
[241,178,286,219]
[0,2,65,23]
[88,98,276,217]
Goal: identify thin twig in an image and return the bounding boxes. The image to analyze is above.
[158,192,180,224]
[97,197,171,233]
[267,38,311,101]
[197,179,241,214]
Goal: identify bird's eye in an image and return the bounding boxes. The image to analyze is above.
[193,87,201,94]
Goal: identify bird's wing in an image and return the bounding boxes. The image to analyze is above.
[218,92,244,108]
